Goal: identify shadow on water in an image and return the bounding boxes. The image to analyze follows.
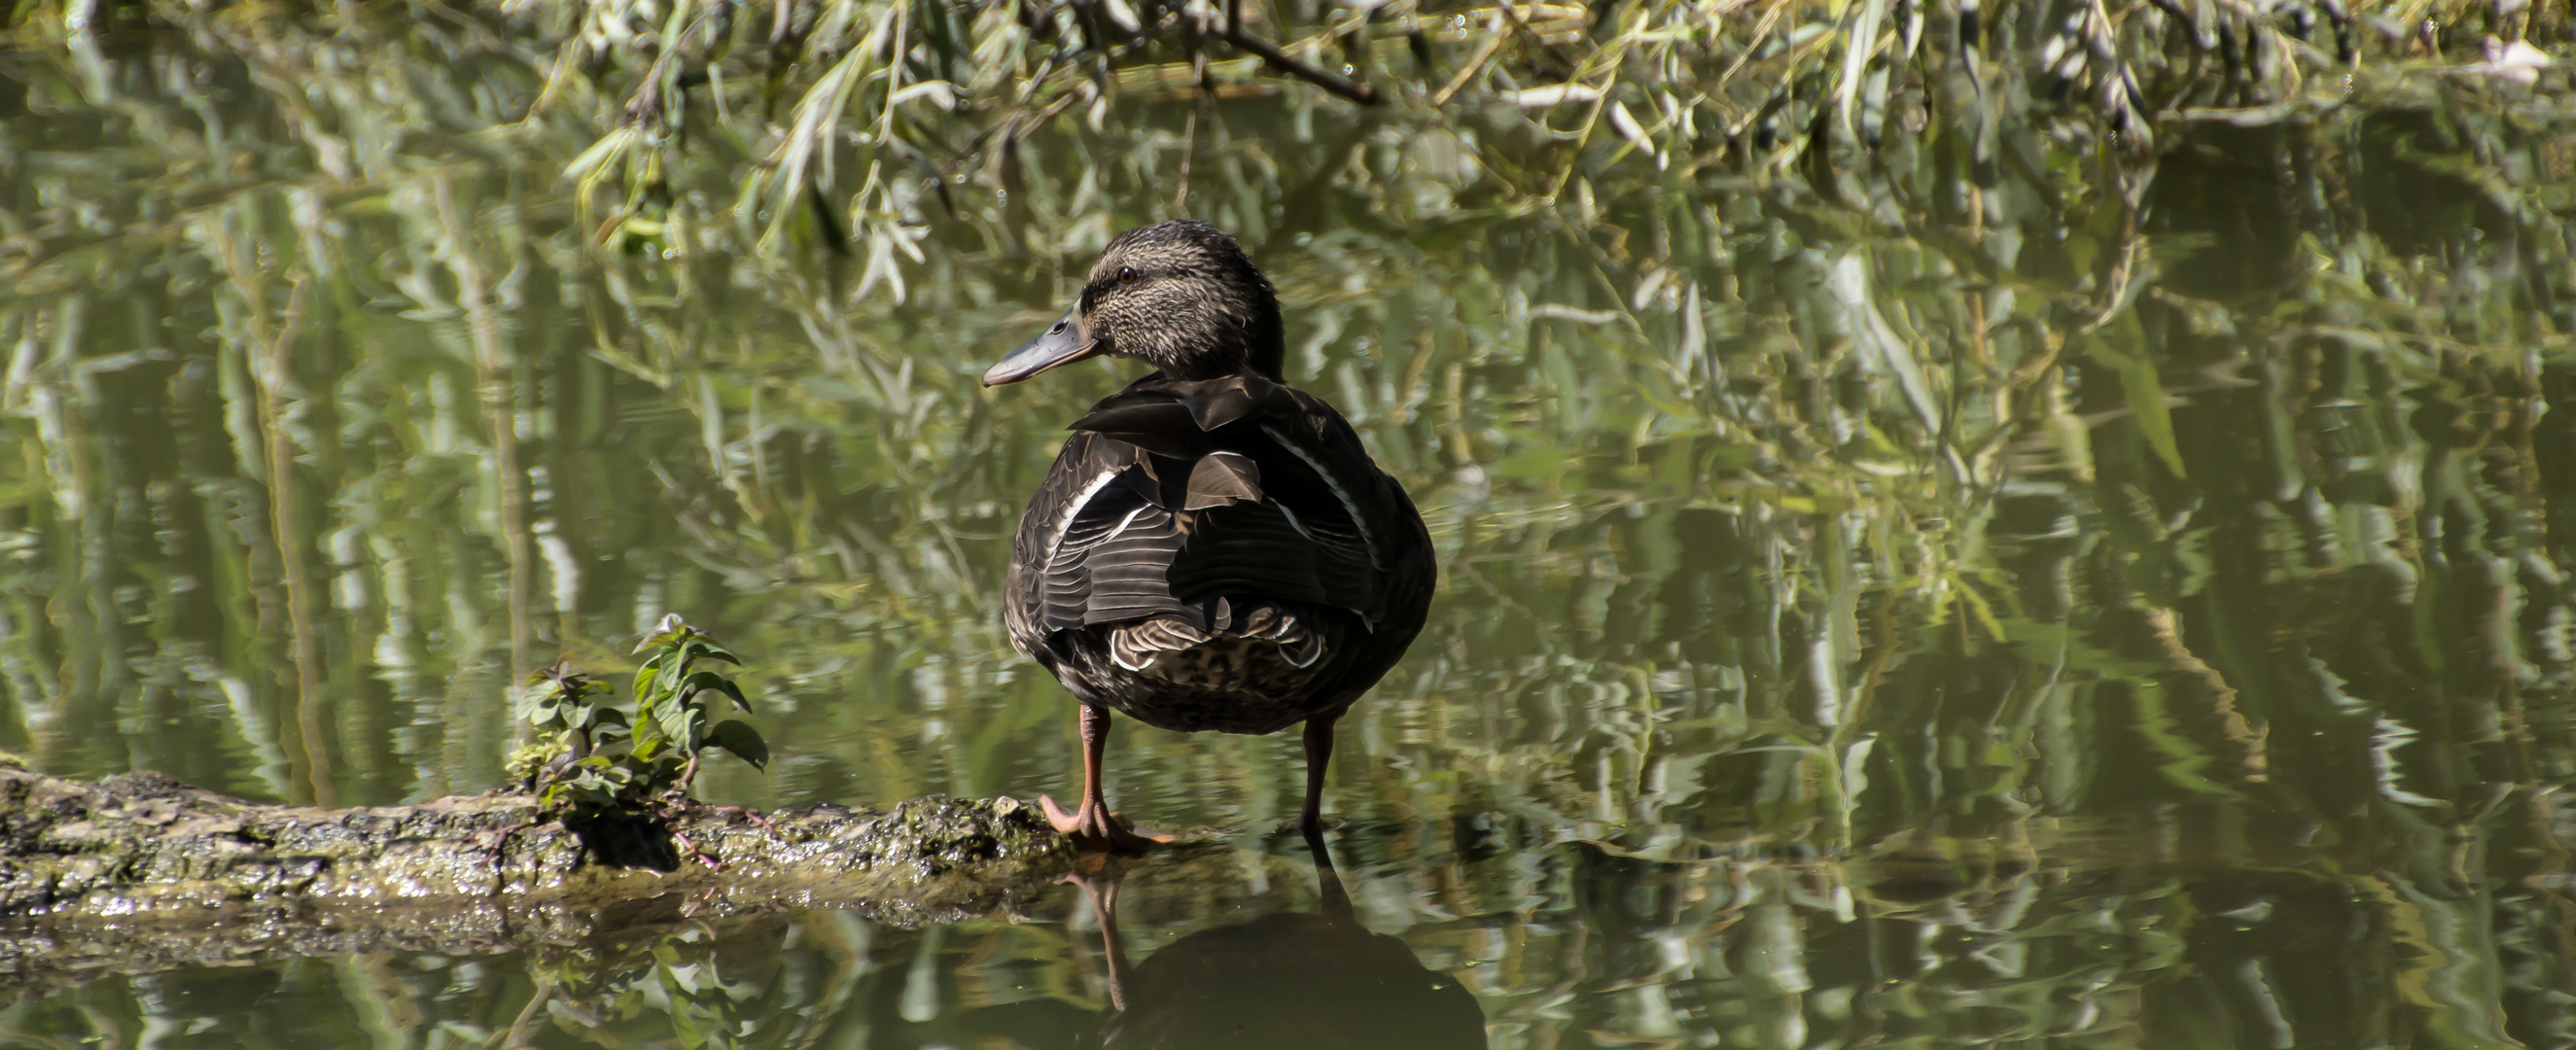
[1074,835,1487,1050]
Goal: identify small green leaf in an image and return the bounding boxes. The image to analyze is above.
[684,641,743,666]
[658,702,707,752]
[631,660,661,704]
[677,670,749,712]
[514,684,563,722]
[635,612,693,653]
[653,656,688,701]
[708,720,769,770]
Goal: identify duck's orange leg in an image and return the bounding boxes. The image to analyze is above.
[1042,702,1172,854]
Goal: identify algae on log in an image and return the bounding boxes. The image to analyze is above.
[0,766,1073,989]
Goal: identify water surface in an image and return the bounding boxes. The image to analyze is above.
[0,12,2572,1048]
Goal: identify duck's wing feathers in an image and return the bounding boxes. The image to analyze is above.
[1010,434,1182,635]
[1011,374,1427,644]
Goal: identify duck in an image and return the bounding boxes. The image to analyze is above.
[982,220,1435,853]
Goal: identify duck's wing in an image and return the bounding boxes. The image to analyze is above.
[1007,429,1189,642]
[1006,373,1436,708]
[1053,375,1434,632]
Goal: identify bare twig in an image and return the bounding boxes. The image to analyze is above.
[1203,14,1383,104]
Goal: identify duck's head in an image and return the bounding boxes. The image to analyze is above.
[983,220,1285,387]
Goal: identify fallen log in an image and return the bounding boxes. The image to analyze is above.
[0,763,1074,991]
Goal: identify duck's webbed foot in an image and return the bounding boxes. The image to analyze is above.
[1041,794,1173,854]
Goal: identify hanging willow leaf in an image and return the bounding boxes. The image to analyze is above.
[2092,341,2188,478]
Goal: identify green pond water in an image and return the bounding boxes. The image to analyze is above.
[2,11,2574,1049]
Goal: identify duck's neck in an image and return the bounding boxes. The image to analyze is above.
[1156,337,1286,383]
[1242,328,1285,381]
[1214,264,1286,381]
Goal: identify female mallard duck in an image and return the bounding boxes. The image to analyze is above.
[983,220,1434,853]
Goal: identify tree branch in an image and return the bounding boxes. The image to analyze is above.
[1205,15,1383,105]
[0,766,1074,989]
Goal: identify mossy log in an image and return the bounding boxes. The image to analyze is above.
[0,766,1073,990]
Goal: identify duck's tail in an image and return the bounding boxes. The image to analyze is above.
[1107,600,1324,683]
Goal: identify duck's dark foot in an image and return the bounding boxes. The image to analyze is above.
[1041,793,1173,854]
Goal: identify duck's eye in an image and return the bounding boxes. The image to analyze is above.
[1117,266,1137,284]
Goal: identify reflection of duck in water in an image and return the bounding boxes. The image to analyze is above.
[982,220,1436,853]
[1076,837,1487,1050]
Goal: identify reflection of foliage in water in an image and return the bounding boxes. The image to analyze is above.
[0,0,2571,1044]
[520,926,794,1048]
[0,839,2552,1046]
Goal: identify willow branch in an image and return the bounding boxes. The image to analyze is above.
[1203,14,1383,104]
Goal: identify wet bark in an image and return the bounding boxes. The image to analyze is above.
[0,765,1072,991]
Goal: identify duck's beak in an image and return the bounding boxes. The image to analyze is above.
[983,304,1100,386]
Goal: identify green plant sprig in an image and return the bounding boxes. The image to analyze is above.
[628,612,770,787]
[509,614,771,854]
